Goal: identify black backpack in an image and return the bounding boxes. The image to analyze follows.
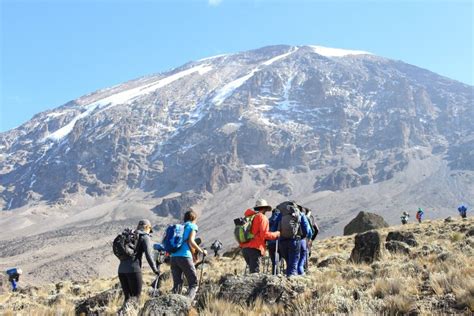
[113,228,139,261]
[276,201,302,239]
[307,212,319,241]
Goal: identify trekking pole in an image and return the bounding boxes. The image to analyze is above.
[152,275,159,297]
[198,252,206,289]
[274,239,279,275]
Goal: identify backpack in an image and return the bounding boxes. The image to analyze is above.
[416,211,423,220]
[306,212,319,240]
[277,201,302,239]
[234,214,257,243]
[113,228,139,261]
[211,240,222,251]
[162,224,186,253]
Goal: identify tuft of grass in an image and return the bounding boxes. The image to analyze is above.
[450,232,464,242]
[383,294,417,315]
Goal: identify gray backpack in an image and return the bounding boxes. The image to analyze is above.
[277,202,302,239]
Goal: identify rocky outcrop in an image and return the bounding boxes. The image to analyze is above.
[385,240,411,255]
[140,294,191,316]
[350,231,382,264]
[214,274,306,306]
[386,231,418,247]
[317,255,347,268]
[343,212,389,236]
[75,289,121,316]
[152,191,202,218]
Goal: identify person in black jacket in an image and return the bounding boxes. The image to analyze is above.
[118,219,159,311]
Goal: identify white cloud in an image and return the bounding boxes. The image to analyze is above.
[208,0,222,6]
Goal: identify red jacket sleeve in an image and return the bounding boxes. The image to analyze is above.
[253,213,279,241]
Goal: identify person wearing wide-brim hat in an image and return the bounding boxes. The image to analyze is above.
[239,199,280,273]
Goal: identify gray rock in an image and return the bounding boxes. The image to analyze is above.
[140,294,191,316]
[75,289,121,316]
[152,191,202,219]
[385,240,410,255]
[466,228,474,237]
[317,255,346,268]
[444,216,454,222]
[216,274,305,306]
[350,230,382,264]
[386,231,418,247]
[343,212,389,236]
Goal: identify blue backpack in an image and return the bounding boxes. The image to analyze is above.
[163,224,185,253]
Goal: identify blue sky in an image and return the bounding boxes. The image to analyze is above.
[1,0,473,132]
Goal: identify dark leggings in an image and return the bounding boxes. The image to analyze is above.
[118,272,143,301]
[242,247,262,273]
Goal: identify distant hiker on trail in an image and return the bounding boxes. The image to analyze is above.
[416,208,424,223]
[299,205,319,273]
[267,208,281,275]
[275,201,313,277]
[168,210,207,302]
[237,199,280,274]
[401,212,410,225]
[458,205,467,219]
[6,268,22,292]
[114,219,160,312]
[210,240,223,257]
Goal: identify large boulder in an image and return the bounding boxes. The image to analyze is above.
[350,231,382,264]
[343,212,389,236]
[386,231,418,247]
[140,294,191,316]
[75,289,122,316]
[215,274,306,306]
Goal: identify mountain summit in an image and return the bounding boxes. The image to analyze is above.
[0,45,473,241]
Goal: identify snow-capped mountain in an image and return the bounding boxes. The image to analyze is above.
[1,44,473,282]
[1,44,472,211]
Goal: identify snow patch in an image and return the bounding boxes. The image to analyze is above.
[309,45,372,57]
[220,123,242,135]
[212,47,298,106]
[198,53,230,61]
[248,164,268,169]
[44,64,213,142]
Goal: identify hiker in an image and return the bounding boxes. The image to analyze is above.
[210,240,223,257]
[170,210,207,302]
[401,211,410,225]
[239,199,280,273]
[299,205,319,273]
[458,205,467,219]
[416,208,424,223]
[117,219,160,310]
[275,201,313,277]
[267,208,281,275]
[6,268,22,292]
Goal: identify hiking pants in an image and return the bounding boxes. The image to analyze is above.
[170,256,198,301]
[297,239,308,275]
[242,247,262,273]
[279,239,301,276]
[118,272,143,301]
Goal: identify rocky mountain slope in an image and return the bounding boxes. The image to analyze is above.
[0,44,473,281]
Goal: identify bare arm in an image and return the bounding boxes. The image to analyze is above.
[188,230,206,255]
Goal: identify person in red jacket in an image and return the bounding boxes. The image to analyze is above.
[240,199,280,273]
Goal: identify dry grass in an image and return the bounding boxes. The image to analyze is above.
[0,217,473,315]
